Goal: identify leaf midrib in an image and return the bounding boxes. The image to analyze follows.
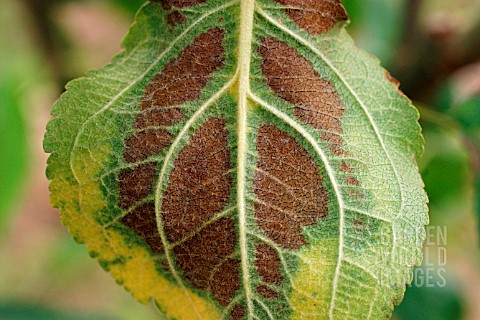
[237,0,256,318]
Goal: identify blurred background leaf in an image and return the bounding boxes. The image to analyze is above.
[0,302,114,320]
[0,0,41,230]
[0,73,29,229]
[394,268,464,320]
[451,96,480,242]
[106,0,145,15]
[343,0,406,67]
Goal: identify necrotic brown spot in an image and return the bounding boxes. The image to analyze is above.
[127,27,225,164]
[118,163,157,210]
[123,130,173,163]
[255,243,283,285]
[231,305,246,320]
[121,202,164,254]
[258,38,346,156]
[346,176,359,186]
[273,0,348,35]
[384,70,407,97]
[340,162,353,173]
[385,70,400,88]
[173,218,239,306]
[123,27,225,163]
[134,108,185,129]
[167,11,186,26]
[142,27,225,108]
[163,118,238,306]
[118,28,226,254]
[162,118,232,242]
[257,285,279,299]
[125,22,225,165]
[160,0,208,10]
[254,125,329,250]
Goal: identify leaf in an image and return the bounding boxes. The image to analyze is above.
[44,1,428,319]
[0,301,114,320]
[449,96,480,243]
[107,0,146,15]
[0,0,30,229]
[341,0,406,66]
[418,117,471,223]
[0,76,28,227]
[393,269,464,320]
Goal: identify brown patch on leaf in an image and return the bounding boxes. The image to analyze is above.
[142,27,224,108]
[116,23,225,269]
[119,27,225,233]
[348,189,364,202]
[123,130,173,163]
[162,118,232,242]
[160,0,208,10]
[258,38,346,156]
[255,243,283,285]
[231,305,246,320]
[164,118,237,306]
[385,70,400,88]
[340,162,353,173]
[173,218,240,306]
[254,125,329,250]
[353,219,363,234]
[118,163,157,209]
[273,0,348,35]
[121,202,164,254]
[346,177,359,186]
[134,108,185,129]
[257,285,279,299]
[167,11,186,26]
[126,107,184,167]
[384,70,407,98]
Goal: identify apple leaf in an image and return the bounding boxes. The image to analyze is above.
[44,0,428,318]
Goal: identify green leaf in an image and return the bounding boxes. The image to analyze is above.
[107,0,146,15]
[419,119,471,224]
[449,96,480,243]
[44,1,428,318]
[0,0,30,229]
[393,269,464,320]
[476,174,480,242]
[0,73,29,228]
[0,302,114,320]
[342,0,406,66]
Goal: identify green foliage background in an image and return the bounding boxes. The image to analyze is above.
[0,0,479,319]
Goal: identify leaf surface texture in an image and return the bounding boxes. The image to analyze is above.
[44,0,428,318]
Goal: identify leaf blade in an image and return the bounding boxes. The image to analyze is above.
[45,1,428,318]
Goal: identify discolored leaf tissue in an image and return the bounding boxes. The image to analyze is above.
[44,0,428,319]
